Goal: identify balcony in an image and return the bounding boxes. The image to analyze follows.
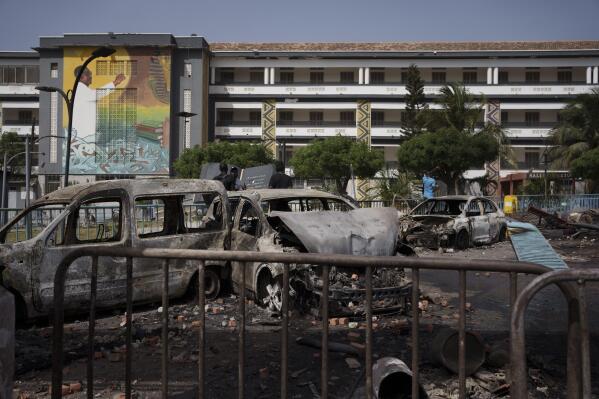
[214,120,261,137]
[210,81,597,97]
[0,123,38,136]
[276,120,356,137]
[502,122,555,138]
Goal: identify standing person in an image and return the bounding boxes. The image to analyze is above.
[71,66,126,146]
[422,172,437,199]
[268,161,293,189]
[230,167,245,191]
[213,163,236,191]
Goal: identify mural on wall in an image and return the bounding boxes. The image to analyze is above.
[63,47,171,175]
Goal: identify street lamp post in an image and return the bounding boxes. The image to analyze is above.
[36,46,115,188]
[177,111,197,150]
[0,150,45,229]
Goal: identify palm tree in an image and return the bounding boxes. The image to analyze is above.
[550,88,599,169]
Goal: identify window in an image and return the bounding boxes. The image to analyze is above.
[310,71,324,84]
[96,60,137,76]
[501,111,509,124]
[95,88,137,164]
[371,70,385,84]
[462,71,477,84]
[25,66,39,83]
[432,71,446,84]
[249,111,261,126]
[44,175,61,194]
[371,111,385,126]
[279,111,293,125]
[305,198,325,211]
[498,71,509,84]
[185,193,224,232]
[0,204,67,244]
[340,111,355,126]
[217,110,234,126]
[184,63,192,77]
[525,70,540,83]
[557,70,572,83]
[309,111,323,126]
[237,201,260,237]
[2,66,15,84]
[340,71,355,84]
[18,110,33,123]
[524,151,540,168]
[525,112,540,127]
[280,71,294,84]
[50,63,58,79]
[219,69,234,84]
[135,198,165,237]
[76,199,121,243]
[466,200,482,217]
[249,69,263,83]
[401,71,408,83]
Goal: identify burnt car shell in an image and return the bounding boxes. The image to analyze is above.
[399,196,507,250]
[228,189,412,315]
[0,179,229,320]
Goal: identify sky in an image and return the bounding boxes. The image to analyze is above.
[1,0,598,51]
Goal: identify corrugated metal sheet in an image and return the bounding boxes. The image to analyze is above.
[507,220,568,270]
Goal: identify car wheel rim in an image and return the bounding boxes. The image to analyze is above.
[265,281,283,313]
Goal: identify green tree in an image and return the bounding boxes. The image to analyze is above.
[550,89,599,187]
[290,136,384,193]
[401,64,427,138]
[173,141,275,178]
[397,83,502,194]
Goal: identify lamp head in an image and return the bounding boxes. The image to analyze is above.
[35,86,58,93]
[92,46,116,58]
[177,112,197,118]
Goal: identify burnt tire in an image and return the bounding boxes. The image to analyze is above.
[455,230,470,250]
[257,269,283,313]
[189,267,221,301]
[498,226,507,242]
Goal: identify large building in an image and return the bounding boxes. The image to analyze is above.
[1,34,599,202]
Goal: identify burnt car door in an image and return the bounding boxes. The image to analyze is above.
[230,197,266,295]
[35,190,130,313]
[131,192,228,302]
[482,199,500,239]
[466,199,490,243]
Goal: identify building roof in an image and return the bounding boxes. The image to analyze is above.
[210,40,599,53]
[0,51,39,59]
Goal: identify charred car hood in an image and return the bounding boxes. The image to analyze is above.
[270,208,398,256]
[408,215,455,226]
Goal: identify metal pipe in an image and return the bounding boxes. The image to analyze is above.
[411,268,420,399]
[87,256,98,399]
[365,265,373,399]
[281,264,289,399]
[458,270,466,399]
[198,261,206,399]
[238,261,246,399]
[321,264,329,399]
[125,257,133,399]
[162,259,170,399]
[2,152,7,225]
[577,282,591,398]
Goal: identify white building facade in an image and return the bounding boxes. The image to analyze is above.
[207,41,599,195]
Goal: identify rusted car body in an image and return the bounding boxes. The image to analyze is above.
[227,189,411,314]
[0,179,228,320]
[399,196,507,250]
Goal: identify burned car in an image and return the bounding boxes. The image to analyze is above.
[399,196,507,250]
[227,189,412,315]
[0,179,228,320]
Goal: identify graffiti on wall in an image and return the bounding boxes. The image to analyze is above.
[63,47,171,174]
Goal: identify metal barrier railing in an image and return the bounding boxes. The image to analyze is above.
[48,247,580,399]
[511,268,597,399]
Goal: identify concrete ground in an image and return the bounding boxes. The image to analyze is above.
[11,227,599,398]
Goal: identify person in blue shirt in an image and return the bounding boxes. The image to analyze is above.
[422,172,437,199]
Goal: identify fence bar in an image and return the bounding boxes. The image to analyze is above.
[197,261,206,399]
[578,282,591,399]
[411,268,420,399]
[365,265,374,399]
[238,262,246,399]
[458,270,466,399]
[281,264,289,399]
[321,264,329,399]
[125,257,133,399]
[161,259,170,399]
[87,256,98,399]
